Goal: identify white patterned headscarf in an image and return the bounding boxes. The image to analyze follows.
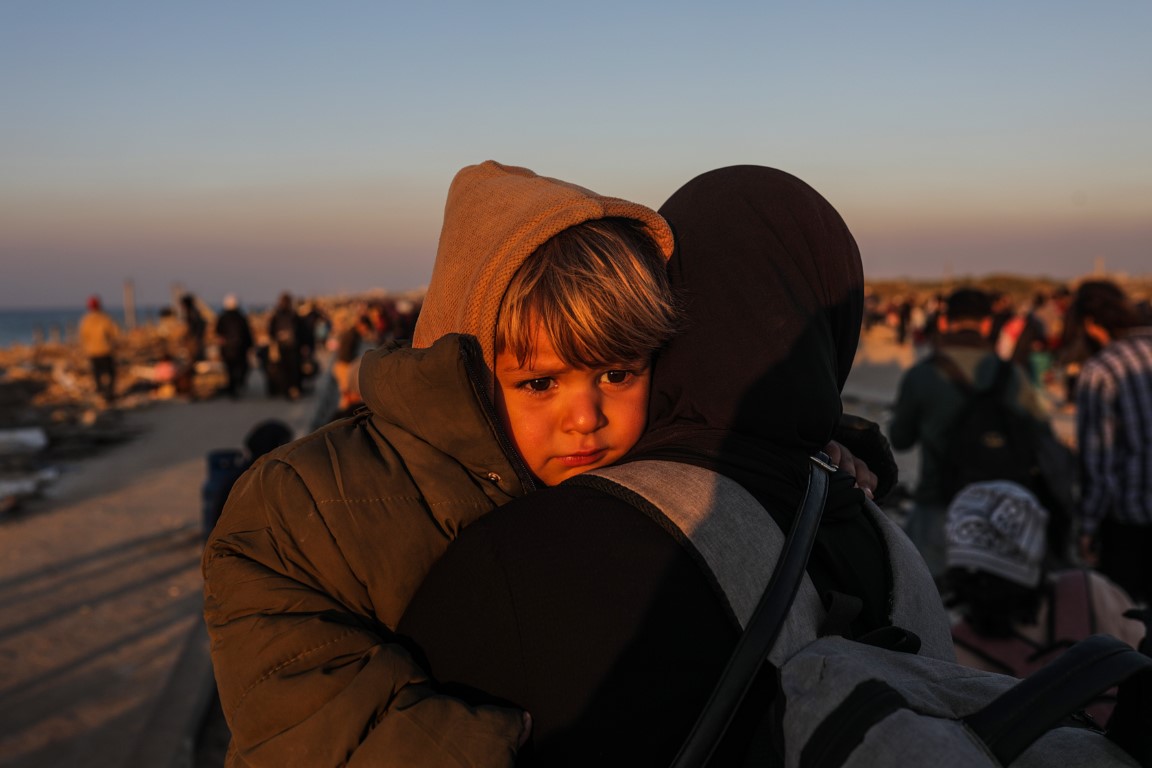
[945,481,1049,588]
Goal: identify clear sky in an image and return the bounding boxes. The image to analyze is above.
[3,1,1149,308]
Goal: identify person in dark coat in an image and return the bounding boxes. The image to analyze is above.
[214,294,254,399]
[267,291,304,400]
[888,288,1056,575]
[180,292,208,363]
[398,166,949,766]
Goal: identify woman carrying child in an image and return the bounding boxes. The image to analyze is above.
[204,161,884,767]
[398,165,951,765]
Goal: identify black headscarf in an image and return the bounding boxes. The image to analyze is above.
[627,165,888,634]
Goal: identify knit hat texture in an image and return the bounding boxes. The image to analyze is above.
[945,480,1049,588]
[412,160,674,393]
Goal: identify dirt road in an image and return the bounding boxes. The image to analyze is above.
[0,380,314,768]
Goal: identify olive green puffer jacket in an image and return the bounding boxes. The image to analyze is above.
[203,335,534,767]
[203,160,674,767]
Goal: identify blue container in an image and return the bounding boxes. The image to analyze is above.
[201,449,248,540]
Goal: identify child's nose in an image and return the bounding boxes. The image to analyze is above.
[563,391,607,434]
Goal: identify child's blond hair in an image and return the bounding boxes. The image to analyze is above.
[496,217,679,368]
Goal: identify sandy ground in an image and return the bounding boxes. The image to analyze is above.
[0,371,316,768]
[0,327,1074,767]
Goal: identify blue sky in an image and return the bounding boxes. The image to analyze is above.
[2,1,1149,308]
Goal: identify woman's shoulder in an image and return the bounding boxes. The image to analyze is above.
[480,482,649,533]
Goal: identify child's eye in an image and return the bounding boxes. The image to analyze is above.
[600,370,635,385]
[516,377,555,393]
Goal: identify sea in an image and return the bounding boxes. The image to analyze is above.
[0,306,168,350]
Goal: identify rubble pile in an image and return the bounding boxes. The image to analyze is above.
[0,330,196,513]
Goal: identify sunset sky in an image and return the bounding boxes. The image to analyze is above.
[3,1,1149,308]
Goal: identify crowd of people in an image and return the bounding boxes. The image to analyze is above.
[885,280,1152,605]
[72,288,421,409]
[886,277,1152,761]
[181,161,1152,766]
[868,284,1152,404]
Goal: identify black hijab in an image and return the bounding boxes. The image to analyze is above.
[628,165,888,634]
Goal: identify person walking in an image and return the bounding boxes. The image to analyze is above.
[180,293,208,364]
[1070,280,1152,604]
[214,294,255,399]
[77,295,120,402]
[888,288,1054,577]
[267,292,304,400]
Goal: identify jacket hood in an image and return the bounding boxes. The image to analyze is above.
[412,160,675,393]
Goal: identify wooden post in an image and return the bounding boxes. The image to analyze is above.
[123,279,137,331]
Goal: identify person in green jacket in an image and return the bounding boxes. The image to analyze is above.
[888,288,1053,577]
[202,161,680,767]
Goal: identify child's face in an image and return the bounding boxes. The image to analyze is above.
[494,327,650,486]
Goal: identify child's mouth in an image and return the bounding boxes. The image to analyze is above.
[557,449,608,468]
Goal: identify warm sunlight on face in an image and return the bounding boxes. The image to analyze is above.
[494,328,650,487]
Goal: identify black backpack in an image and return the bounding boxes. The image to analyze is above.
[933,354,1041,502]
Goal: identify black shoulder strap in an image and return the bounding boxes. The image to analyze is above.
[930,352,974,393]
[934,352,1013,397]
[668,456,832,768]
[964,634,1152,765]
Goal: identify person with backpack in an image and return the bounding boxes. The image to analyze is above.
[888,287,1057,577]
[943,480,1144,724]
[398,165,952,765]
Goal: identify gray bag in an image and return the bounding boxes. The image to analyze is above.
[582,459,1152,767]
[781,633,1147,768]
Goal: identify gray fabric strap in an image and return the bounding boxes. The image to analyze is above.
[588,461,956,663]
[585,460,826,663]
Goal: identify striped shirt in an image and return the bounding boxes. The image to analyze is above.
[1076,327,1152,532]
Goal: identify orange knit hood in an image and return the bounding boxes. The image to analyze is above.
[412,160,674,392]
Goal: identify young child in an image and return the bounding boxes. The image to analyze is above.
[490,217,677,486]
[202,161,678,767]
